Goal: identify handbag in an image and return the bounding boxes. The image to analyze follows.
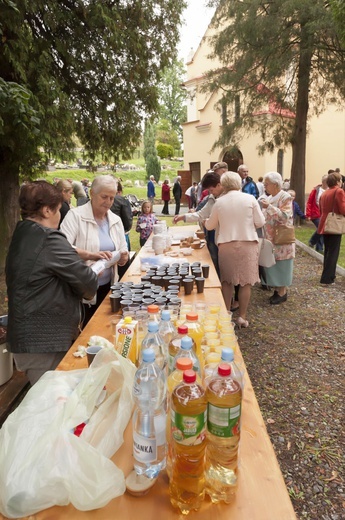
[323,189,345,234]
[258,238,276,268]
[272,223,295,245]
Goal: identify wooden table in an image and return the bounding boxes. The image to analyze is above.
[1,227,296,520]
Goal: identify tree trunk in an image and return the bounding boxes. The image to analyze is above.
[0,167,20,274]
[290,27,313,211]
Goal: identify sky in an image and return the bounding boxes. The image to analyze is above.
[178,0,216,61]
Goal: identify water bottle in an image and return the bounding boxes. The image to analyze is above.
[168,325,196,374]
[139,321,167,372]
[159,310,177,348]
[174,336,201,375]
[182,313,204,368]
[205,363,242,503]
[132,348,167,479]
[169,370,207,514]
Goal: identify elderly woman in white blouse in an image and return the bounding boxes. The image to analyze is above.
[61,175,128,325]
[205,171,265,328]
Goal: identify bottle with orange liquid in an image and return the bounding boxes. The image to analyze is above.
[205,363,242,503]
[169,370,207,514]
[168,325,195,374]
[182,313,204,369]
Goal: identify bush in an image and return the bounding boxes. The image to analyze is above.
[156,142,174,159]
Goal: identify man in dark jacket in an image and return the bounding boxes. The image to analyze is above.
[110,181,133,278]
[173,176,182,215]
[238,164,259,198]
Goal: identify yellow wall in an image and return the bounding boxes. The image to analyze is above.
[182,26,345,195]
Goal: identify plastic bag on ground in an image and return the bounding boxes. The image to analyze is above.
[0,348,136,518]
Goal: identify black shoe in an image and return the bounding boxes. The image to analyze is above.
[269,290,278,303]
[261,284,271,291]
[270,293,287,305]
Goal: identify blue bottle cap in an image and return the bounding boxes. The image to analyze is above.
[160,310,171,321]
[221,348,234,362]
[148,321,159,333]
[142,348,155,363]
[181,336,192,350]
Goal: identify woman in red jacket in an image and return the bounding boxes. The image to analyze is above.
[318,172,345,285]
[161,179,171,215]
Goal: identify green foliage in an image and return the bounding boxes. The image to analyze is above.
[143,122,161,182]
[156,142,175,159]
[205,0,345,208]
[0,0,186,268]
[156,119,180,150]
[329,0,345,47]
[158,59,187,141]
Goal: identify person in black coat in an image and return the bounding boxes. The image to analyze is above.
[110,181,133,278]
[173,176,182,215]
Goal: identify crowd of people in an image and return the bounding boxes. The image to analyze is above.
[5,165,344,385]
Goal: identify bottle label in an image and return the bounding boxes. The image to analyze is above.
[171,409,206,446]
[133,431,157,463]
[207,403,241,437]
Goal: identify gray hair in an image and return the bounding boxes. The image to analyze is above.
[56,179,72,192]
[221,171,241,192]
[91,175,117,194]
[263,171,283,189]
[237,164,248,173]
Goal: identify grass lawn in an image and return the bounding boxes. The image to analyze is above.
[295,222,345,268]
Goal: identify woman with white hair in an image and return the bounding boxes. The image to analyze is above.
[260,172,295,304]
[61,174,129,325]
[205,171,265,328]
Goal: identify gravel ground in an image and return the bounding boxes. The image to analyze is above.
[239,247,345,520]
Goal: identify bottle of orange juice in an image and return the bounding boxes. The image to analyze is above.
[116,316,138,365]
[182,313,204,370]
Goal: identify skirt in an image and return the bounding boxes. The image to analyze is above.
[264,259,294,287]
[218,241,260,287]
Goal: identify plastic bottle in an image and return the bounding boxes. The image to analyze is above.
[204,347,243,388]
[132,348,167,479]
[183,313,204,368]
[147,304,161,323]
[205,363,242,503]
[158,310,177,350]
[139,321,167,372]
[174,336,201,376]
[168,325,196,374]
[170,370,207,514]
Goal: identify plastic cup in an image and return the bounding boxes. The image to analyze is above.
[109,292,121,313]
[201,264,210,278]
[183,278,194,296]
[195,277,205,293]
[86,346,103,366]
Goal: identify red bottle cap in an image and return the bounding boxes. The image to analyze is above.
[218,363,231,377]
[177,325,188,334]
[176,358,193,371]
[147,304,159,314]
[186,312,198,321]
[183,369,196,383]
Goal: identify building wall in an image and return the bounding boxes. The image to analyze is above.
[182,26,345,196]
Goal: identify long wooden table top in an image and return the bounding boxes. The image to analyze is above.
[1,227,296,520]
[124,225,221,288]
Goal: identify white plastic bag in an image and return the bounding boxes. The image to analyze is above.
[0,348,136,518]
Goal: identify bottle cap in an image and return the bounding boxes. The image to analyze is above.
[218,363,231,377]
[147,321,159,333]
[181,336,192,350]
[183,369,196,383]
[221,348,234,362]
[147,304,159,314]
[160,310,171,321]
[124,316,132,324]
[142,348,155,363]
[177,325,188,334]
[176,357,193,371]
[186,312,198,321]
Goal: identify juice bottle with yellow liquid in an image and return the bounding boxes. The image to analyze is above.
[205,363,242,503]
[116,316,138,365]
[170,370,207,514]
[182,313,204,369]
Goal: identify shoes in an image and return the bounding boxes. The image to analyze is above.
[269,290,278,303]
[308,241,314,248]
[270,292,287,305]
[320,282,335,286]
[230,304,240,312]
[236,317,249,329]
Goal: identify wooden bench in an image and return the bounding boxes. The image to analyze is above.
[0,367,30,427]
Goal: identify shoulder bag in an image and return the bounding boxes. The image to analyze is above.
[258,237,276,267]
[324,189,345,234]
[272,223,295,245]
